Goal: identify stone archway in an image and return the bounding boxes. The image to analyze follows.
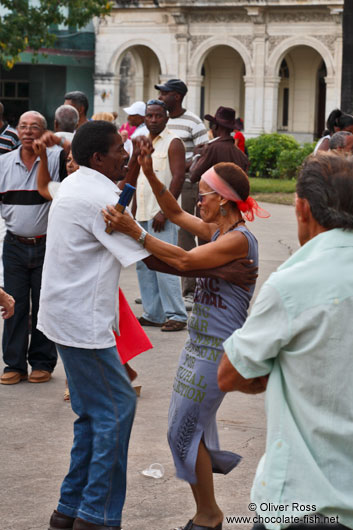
[275,45,327,141]
[200,45,246,121]
[116,45,161,119]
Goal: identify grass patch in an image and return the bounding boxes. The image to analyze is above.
[252,192,294,206]
[249,177,296,194]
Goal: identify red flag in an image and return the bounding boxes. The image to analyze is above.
[114,288,153,364]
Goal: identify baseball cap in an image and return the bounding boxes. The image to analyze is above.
[123,101,146,117]
[154,79,188,96]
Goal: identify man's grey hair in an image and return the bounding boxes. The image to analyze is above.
[19,111,47,129]
[55,104,79,133]
[329,131,352,150]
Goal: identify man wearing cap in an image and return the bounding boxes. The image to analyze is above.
[190,106,249,182]
[156,79,208,308]
[123,101,149,140]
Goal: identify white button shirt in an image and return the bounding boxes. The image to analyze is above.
[38,166,149,349]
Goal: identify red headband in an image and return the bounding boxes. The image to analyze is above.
[201,166,270,222]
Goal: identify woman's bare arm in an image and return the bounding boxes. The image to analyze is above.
[137,138,217,242]
[102,206,248,271]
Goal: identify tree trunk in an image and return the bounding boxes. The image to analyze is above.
[341,0,353,113]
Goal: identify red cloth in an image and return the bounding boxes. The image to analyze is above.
[119,123,136,139]
[114,288,153,364]
[234,131,245,153]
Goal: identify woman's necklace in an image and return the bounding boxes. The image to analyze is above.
[225,218,245,234]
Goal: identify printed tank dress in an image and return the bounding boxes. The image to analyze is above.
[167,225,258,483]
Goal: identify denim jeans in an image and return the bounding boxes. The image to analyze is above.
[136,219,188,324]
[2,232,57,374]
[56,344,136,527]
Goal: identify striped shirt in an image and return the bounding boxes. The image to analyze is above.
[0,123,20,155]
[167,110,208,162]
[0,146,61,236]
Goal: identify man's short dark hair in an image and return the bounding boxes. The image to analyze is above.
[72,121,117,168]
[297,152,353,230]
[64,91,89,115]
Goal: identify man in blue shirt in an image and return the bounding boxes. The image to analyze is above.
[218,153,353,530]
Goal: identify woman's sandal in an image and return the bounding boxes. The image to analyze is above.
[173,520,193,530]
[174,522,222,530]
[185,521,222,530]
[63,388,70,401]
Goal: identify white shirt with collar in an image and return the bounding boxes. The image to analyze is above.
[135,127,184,222]
[38,166,149,349]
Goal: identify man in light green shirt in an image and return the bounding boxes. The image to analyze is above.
[218,153,353,530]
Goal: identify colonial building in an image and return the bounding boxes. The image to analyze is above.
[94,0,344,141]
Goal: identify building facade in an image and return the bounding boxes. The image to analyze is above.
[94,0,344,141]
[0,18,95,128]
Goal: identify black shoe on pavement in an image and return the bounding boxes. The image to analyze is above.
[73,517,121,529]
[48,509,75,530]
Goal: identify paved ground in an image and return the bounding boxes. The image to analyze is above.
[0,203,298,530]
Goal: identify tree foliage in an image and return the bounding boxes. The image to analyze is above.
[0,0,113,69]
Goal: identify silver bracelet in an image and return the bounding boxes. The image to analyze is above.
[137,229,147,247]
[58,137,65,147]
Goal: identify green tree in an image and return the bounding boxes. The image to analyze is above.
[0,0,113,69]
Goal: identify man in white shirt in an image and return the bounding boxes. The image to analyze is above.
[39,121,149,530]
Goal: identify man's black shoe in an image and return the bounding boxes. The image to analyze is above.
[73,517,121,530]
[48,510,75,530]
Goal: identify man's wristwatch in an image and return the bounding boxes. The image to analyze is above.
[137,229,147,247]
[58,137,65,147]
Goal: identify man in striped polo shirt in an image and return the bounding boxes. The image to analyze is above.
[0,102,20,155]
[0,111,61,385]
[156,79,208,307]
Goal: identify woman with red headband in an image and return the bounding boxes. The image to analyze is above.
[103,146,269,530]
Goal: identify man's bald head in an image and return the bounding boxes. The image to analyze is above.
[19,111,47,130]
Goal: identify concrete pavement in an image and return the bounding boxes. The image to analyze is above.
[0,202,298,530]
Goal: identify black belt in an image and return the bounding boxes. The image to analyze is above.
[7,231,46,246]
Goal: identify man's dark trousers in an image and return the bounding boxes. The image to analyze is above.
[2,232,57,374]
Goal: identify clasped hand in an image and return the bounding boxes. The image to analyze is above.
[102,206,139,237]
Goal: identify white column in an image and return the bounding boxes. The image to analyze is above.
[263,76,281,133]
[325,75,340,120]
[186,75,203,117]
[94,75,120,114]
[244,27,266,137]
[176,33,189,82]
